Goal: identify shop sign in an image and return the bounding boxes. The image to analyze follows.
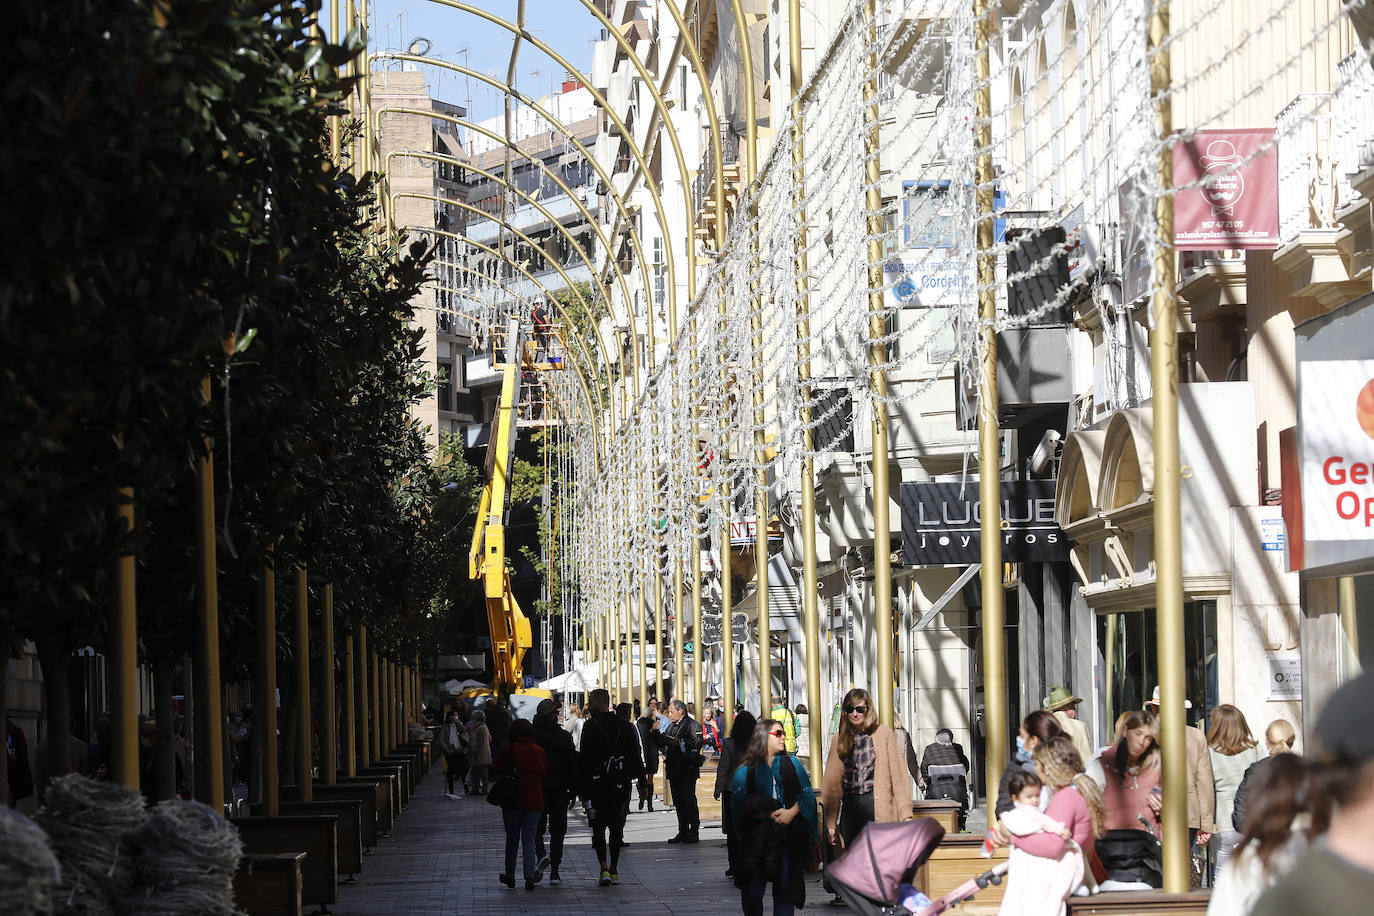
[898,479,1068,565]
[1173,128,1279,250]
[882,254,974,309]
[1298,358,1374,565]
[1061,203,1100,283]
[1266,654,1302,700]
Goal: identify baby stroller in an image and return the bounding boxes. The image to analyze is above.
[826,819,1008,916]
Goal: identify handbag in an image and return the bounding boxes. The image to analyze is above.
[487,768,519,807]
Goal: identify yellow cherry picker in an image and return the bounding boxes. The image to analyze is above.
[466,314,562,718]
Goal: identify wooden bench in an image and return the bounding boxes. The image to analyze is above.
[269,798,364,881]
[394,740,431,776]
[233,852,304,916]
[913,798,963,834]
[1066,891,1211,914]
[350,769,402,826]
[913,833,1009,912]
[232,815,338,913]
[364,761,410,806]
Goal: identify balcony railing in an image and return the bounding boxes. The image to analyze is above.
[1276,50,1374,243]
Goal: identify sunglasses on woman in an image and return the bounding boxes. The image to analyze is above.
[768,728,785,738]
[844,705,868,715]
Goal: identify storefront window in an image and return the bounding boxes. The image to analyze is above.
[1100,601,1218,733]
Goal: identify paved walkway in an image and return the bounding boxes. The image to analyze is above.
[330,764,831,915]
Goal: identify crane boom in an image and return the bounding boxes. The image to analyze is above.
[468,318,534,696]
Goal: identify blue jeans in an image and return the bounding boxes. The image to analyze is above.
[741,850,793,916]
[503,808,541,881]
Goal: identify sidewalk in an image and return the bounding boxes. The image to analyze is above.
[329,765,830,915]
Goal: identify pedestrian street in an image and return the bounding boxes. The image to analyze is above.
[328,763,831,915]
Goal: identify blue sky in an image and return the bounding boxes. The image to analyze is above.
[368,1,606,123]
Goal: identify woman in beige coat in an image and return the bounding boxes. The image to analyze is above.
[820,688,913,854]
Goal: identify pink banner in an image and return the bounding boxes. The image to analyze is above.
[1173,128,1278,250]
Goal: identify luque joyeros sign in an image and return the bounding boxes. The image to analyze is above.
[898,479,1068,565]
[1300,360,1374,543]
[1172,128,1279,250]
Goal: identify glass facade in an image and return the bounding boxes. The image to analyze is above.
[1100,601,1218,733]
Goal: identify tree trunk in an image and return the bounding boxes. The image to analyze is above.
[34,623,73,785]
[153,656,177,800]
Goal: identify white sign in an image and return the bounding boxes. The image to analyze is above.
[1259,516,1287,552]
[883,255,974,310]
[1266,654,1302,700]
[1299,359,1374,544]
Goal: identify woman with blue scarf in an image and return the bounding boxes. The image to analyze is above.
[730,717,818,916]
[995,710,1063,817]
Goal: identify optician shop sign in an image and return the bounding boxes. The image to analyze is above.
[898,479,1068,565]
[1298,358,1374,563]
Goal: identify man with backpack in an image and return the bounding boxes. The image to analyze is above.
[532,699,577,885]
[657,698,706,844]
[577,688,644,886]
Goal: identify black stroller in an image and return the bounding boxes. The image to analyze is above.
[826,819,1008,915]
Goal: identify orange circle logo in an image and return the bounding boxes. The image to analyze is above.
[1358,379,1374,440]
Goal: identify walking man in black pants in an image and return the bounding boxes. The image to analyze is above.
[532,699,577,885]
[578,689,644,886]
[657,698,704,843]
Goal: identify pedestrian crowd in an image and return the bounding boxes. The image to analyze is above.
[418,671,1374,916]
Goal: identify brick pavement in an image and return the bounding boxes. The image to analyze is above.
[329,764,831,915]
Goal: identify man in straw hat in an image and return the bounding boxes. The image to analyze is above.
[1043,686,1094,765]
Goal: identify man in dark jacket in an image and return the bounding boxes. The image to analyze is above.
[657,698,705,843]
[578,688,645,886]
[532,699,577,885]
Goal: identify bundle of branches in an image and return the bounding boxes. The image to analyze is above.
[122,800,242,916]
[0,806,61,915]
[33,775,146,915]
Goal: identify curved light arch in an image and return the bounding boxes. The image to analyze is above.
[377,108,660,373]
[433,1,701,316]
[384,148,645,382]
[424,267,602,440]
[401,223,618,450]
[393,190,638,414]
[373,51,685,336]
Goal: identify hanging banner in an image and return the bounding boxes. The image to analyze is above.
[1173,128,1279,250]
[898,479,1068,565]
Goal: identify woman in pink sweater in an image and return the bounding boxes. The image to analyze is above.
[1000,736,1106,914]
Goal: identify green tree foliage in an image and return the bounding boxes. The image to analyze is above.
[0,0,431,673]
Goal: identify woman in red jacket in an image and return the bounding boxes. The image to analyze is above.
[493,718,548,890]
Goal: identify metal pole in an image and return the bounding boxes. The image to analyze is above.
[110,488,139,790]
[725,0,771,721]
[358,627,371,768]
[973,0,1008,818]
[1148,0,1188,892]
[638,581,649,711]
[861,1,895,730]
[370,650,381,761]
[681,533,692,706]
[656,572,666,704]
[789,0,826,769]
[194,375,225,811]
[295,562,312,800]
[344,632,357,777]
[720,507,734,728]
[321,584,336,785]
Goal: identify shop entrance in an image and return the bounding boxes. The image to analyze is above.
[1100,601,1218,731]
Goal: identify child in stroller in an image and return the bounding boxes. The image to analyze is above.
[826,819,1008,916]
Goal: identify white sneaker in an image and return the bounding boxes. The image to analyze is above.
[533,855,550,882]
